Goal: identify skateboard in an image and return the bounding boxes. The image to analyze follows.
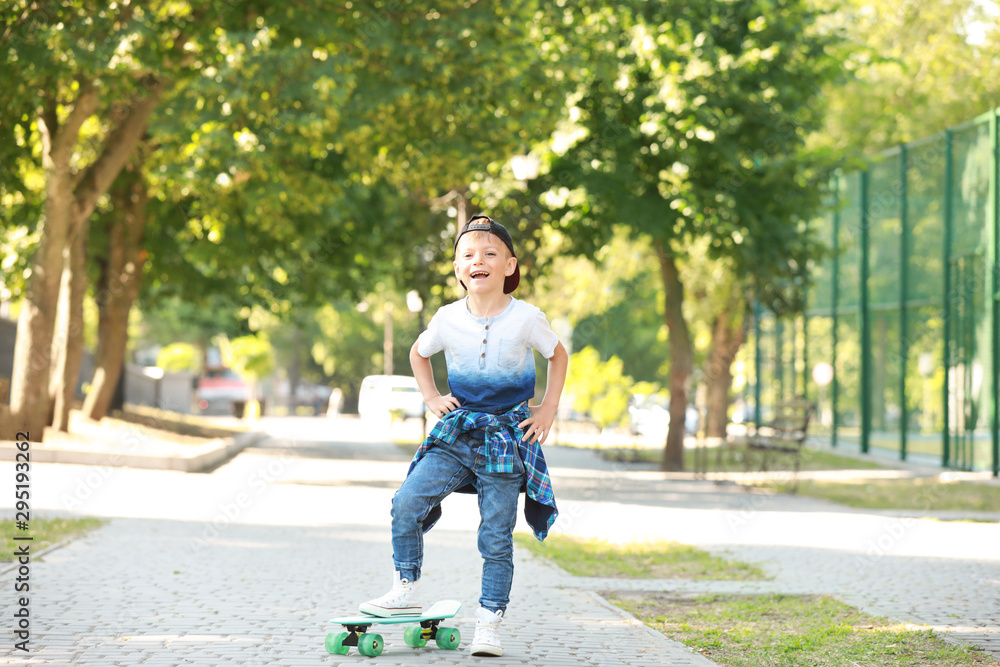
[326,600,462,657]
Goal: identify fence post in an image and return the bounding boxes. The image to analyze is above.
[831,173,840,449]
[860,169,872,454]
[776,318,784,402]
[899,144,909,461]
[801,310,809,400]
[942,130,953,468]
[754,299,762,428]
[991,111,1000,477]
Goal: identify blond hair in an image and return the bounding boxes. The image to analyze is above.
[455,230,512,258]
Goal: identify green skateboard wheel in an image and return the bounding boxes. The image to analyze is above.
[435,627,461,650]
[325,632,350,655]
[404,625,427,647]
[359,633,384,657]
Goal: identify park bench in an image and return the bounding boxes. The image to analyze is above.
[742,398,813,490]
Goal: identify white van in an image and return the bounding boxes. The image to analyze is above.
[358,375,426,421]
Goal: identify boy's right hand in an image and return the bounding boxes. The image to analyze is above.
[425,394,461,418]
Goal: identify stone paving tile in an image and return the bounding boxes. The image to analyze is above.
[3,423,999,664]
[0,517,714,666]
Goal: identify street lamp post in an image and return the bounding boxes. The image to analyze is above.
[812,362,834,427]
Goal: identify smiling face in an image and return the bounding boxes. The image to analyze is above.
[454,231,518,296]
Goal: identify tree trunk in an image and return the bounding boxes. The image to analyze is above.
[655,242,693,472]
[82,167,148,421]
[49,217,89,431]
[9,77,163,438]
[704,303,747,439]
[8,85,100,439]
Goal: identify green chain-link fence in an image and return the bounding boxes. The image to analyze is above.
[742,108,1000,475]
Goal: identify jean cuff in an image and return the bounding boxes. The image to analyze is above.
[393,562,421,583]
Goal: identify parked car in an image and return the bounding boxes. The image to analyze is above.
[195,366,249,416]
[358,375,426,421]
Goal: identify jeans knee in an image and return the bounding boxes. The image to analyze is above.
[391,491,422,525]
[478,530,514,560]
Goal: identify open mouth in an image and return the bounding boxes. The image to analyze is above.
[470,271,490,280]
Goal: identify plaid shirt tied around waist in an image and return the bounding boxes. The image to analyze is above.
[407,402,558,541]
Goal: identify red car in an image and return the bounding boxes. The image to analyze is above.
[196,367,249,415]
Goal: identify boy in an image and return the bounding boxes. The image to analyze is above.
[359,215,568,657]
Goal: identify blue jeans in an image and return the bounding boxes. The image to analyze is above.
[390,431,525,613]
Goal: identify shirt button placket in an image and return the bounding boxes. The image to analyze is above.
[480,323,489,369]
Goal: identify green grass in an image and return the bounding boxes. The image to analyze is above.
[769,478,1000,513]
[514,533,766,580]
[601,444,885,472]
[519,535,996,666]
[604,444,1000,515]
[608,592,999,667]
[1,517,105,561]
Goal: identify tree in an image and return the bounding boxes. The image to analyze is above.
[534,0,845,470]
[680,238,747,438]
[818,0,1000,156]
[1,1,578,436]
[80,156,149,420]
[229,333,275,406]
[1,2,218,436]
[534,233,668,384]
[156,343,201,374]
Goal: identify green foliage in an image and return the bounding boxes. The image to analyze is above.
[820,0,1000,156]
[537,0,845,291]
[528,228,668,382]
[519,1,847,464]
[134,0,577,324]
[228,334,276,383]
[133,295,247,347]
[156,343,202,373]
[311,296,428,400]
[573,278,667,384]
[1,2,578,393]
[565,346,639,429]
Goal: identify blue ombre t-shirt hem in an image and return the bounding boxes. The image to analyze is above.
[416,297,559,414]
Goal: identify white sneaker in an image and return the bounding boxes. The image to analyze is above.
[470,607,503,657]
[358,572,421,617]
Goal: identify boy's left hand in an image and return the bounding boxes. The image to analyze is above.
[518,403,557,444]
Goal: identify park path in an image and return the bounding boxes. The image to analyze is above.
[1,415,998,664]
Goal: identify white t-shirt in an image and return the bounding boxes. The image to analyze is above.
[416,296,560,414]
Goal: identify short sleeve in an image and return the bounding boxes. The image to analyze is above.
[416,309,445,358]
[528,308,559,359]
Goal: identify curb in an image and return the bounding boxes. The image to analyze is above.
[0,430,266,473]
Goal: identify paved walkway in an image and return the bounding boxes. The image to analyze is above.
[2,415,999,665]
[1,418,713,666]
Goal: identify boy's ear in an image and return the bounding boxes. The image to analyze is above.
[505,256,517,276]
[453,259,468,290]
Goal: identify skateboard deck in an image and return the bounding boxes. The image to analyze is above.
[326,600,462,657]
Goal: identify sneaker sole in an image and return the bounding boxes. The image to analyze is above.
[358,604,422,618]
[470,644,503,657]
